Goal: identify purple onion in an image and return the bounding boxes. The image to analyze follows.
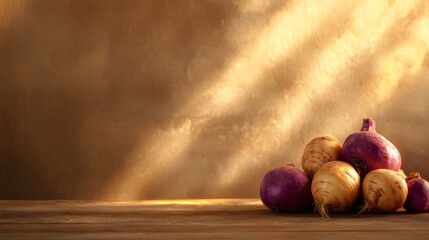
[260,164,313,213]
[341,118,401,177]
[404,173,429,212]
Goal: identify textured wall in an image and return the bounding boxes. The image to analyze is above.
[1,0,429,200]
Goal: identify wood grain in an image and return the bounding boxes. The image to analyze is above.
[1,199,428,239]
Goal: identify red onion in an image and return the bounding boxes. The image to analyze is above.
[404,172,429,212]
[260,165,313,213]
[341,118,401,177]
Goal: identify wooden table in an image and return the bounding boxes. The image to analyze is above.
[1,199,428,239]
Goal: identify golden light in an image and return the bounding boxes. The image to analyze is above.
[214,0,428,193]
[101,0,352,200]
[101,0,429,199]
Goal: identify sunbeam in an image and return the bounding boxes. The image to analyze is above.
[214,0,427,193]
[2,0,429,200]
[368,14,429,106]
[101,0,353,200]
[179,0,356,117]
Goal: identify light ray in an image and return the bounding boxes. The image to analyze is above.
[372,13,429,96]
[214,0,426,191]
[101,0,349,200]
[181,0,356,118]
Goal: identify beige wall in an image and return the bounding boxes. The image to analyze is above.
[1,0,429,200]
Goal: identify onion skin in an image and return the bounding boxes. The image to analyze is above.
[398,169,407,179]
[341,118,401,177]
[311,161,360,218]
[260,165,313,213]
[301,134,342,177]
[404,173,429,213]
[360,169,408,213]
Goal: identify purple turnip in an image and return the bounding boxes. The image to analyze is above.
[260,165,313,213]
[341,118,401,177]
[404,172,429,213]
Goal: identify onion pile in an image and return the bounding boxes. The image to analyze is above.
[259,118,429,217]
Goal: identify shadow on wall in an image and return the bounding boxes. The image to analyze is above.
[0,0,429,200]
[0,0,244,199]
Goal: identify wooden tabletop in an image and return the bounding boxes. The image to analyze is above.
[1,199,428,239]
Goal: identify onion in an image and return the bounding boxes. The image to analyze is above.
[341,118,401,177]
[301,134,342,177]
[260,164,313,213]
[311,161,360,217]
[403,172,429,212]
[360,169,408,213]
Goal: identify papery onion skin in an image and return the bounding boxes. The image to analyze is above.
[404,172,429,213]
[311,161,360,218]
[341,118,401,177]
[360,169,408,213]
[260,165,313,213]
[301,134,342,177]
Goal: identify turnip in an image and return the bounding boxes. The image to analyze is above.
[360,169,408,213]
[404,172,429,213]
[341,118,401,177]
[311,161,360,218]
[301,134,342,177]
[260,165,313,213]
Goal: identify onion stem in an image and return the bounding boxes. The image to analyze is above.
[360,118,376,132]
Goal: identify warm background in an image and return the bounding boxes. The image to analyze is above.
[1,0,429,200]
